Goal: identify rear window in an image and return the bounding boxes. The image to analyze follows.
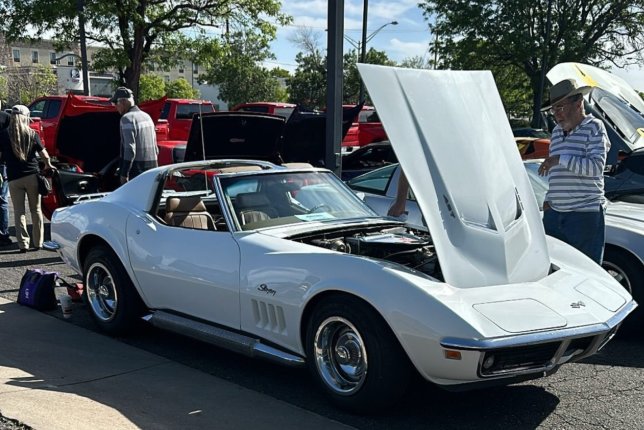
[176,103,215,119]
[237,105,269,113]
[274,107,295,119]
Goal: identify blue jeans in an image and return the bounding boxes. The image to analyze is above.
[0,164,9,239]
[543,207,605,264]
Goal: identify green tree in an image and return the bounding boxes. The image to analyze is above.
[8,65,57,105]
[419,0,644,125]
[166,78,199,99]
[0,0,291,100]
[0,73,8,106]
[344,48,395,105]
[288,50,327,109]
[286,27,326,109]
[138,74,166,103]
[399,56,432,69]
[270,68,291,79]
[199,32,282,107]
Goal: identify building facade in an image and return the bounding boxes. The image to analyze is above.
[1,35,226,107]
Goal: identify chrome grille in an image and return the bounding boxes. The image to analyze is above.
[480,342,560,376]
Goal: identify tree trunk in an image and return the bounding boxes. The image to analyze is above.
[530,73,543,129]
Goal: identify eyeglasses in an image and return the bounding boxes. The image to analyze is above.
[549,101,573,115]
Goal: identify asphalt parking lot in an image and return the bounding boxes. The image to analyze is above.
[1,212,643,429]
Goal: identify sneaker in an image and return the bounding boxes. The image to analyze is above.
[19,248,27,253]
[0,236,12,246]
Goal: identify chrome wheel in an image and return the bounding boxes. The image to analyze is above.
[86,262,118,322]
[314,316,368,395]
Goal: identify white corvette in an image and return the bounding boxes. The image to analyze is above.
[50,65,636,411]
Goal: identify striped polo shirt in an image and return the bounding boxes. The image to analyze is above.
[545,114,610,212]
[119,106,158,179]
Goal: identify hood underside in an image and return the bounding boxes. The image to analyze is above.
[358,64,550,288]
[183,107,361,166]
[57,94,167,172]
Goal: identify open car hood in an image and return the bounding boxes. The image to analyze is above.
[547,63,644,159]
[183,107,361,165]
[547,63,644,114]
[358,64,550,288]
[57,94,167,172]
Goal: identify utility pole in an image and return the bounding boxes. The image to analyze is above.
[326,0,344,177]
[77,0,90,95]
[358,0,369,103]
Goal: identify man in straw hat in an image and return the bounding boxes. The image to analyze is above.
[538,78,610,264]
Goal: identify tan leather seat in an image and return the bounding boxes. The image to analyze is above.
[164,196,216,231]
[235,192,278,225]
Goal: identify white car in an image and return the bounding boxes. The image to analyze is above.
[49,66,636,411]
[348,160,643,330]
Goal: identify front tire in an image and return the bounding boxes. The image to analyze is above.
[83,245,145,336]
[305,296,411,412]
[603,247,643,331]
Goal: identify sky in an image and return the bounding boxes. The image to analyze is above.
[267,0,644,92]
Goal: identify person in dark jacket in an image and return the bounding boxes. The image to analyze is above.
[0,105,55,252]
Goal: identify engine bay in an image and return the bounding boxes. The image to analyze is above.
[292,224,442,280]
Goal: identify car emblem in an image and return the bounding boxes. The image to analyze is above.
[570,301,586,308]
[257,284,277,296]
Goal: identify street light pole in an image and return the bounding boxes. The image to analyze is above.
[346,18,397,103]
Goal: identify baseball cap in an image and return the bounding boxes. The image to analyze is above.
[109,86,134,103]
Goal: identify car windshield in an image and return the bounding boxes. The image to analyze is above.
[219,170,378,230]
[523,162,548,209]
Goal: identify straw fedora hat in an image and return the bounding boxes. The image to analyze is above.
[541,79,591,111]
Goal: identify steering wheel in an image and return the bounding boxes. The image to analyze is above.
[308,203,332,214]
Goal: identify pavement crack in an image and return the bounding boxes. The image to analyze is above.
[50,361,172,388]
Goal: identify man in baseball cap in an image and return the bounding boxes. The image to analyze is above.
[110,86,158,184]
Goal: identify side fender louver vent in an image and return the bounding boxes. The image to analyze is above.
[252,299,288,335]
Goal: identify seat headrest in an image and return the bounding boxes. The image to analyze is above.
[166,196,207,212]
[236,192,271,208]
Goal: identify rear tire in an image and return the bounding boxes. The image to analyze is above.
[83,245,145,336]
[305,296,412,412]
[603,247,643,332]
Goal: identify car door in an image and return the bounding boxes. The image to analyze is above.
[126,211,241,328]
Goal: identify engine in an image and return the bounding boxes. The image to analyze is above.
[301,225,442,280]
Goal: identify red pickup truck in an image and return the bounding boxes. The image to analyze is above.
[27,94,214,168]
[341,105,388,154]
[160,98,216,140]
[28,95,112,156]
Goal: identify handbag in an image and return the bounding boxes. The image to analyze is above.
[17,269,59,311]
[37,172,52,196]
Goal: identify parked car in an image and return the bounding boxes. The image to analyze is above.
[48,65,635,411]
[546,62,644,166]
[340,140,396,180]
[341,105,388,154]
[160,98,216,140]
[347,161,643,331]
